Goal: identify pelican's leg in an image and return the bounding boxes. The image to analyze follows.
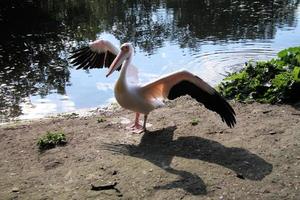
[132,112,142,129]
[143,114,148,131]
[126,113,143,133]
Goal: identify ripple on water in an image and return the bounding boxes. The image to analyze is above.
[185,41,278,85]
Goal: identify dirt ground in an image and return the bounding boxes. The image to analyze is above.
[0,97,299,200]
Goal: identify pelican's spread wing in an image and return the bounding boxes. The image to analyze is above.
[69,40,120,70]
[69,39,139,83]
[141,71,236,128]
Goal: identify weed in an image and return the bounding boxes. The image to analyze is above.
[60,113,79,119]
[218,46,300,104]
[97,117,106,123]
[191,118,200,126]
[37,131,67,151]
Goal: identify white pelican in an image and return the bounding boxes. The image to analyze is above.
[69,40,236,133]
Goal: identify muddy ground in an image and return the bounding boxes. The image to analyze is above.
[0,97,299,200]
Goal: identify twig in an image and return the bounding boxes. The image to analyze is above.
[292,113,300,116]
[91,182,117,191]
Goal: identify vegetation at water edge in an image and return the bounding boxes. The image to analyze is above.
[218,47,300,104]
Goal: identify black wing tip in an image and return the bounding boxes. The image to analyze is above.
[223,114,236,128]
[220,100,236,128]
[68,47,89,60]
[221,115,236,128]
[168,80,237,128]
[207,92,236,128]
[69,49,106,70]
[70,46,89,54]
[68,45,116,70]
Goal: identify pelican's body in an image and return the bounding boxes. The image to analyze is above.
[69,40,236,132]
[115,79,155,115]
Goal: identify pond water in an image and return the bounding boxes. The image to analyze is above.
[1,0,300,122]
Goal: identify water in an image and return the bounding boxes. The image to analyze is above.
[1,0,300,122]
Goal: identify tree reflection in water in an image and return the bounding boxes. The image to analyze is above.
[0,0,299,121]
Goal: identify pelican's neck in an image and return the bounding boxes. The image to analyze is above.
[118,53,133,84]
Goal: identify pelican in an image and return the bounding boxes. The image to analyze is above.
[69,40,236,133]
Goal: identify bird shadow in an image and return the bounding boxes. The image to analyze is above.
[292,101,300,111]
[102,126,273,195]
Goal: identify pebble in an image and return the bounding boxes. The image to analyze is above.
[236,173,245,179]
[263,189,270,193]
[269,131,277,135]
[112,170,117,175]
[12,187,19,192]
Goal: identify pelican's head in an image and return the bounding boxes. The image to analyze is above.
[106,43,134,77]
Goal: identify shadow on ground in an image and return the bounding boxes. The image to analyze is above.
[102,126,273,195]
[292,101,300,111]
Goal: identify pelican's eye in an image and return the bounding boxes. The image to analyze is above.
[121,45,129,52]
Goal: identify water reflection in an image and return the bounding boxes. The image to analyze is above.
[0,0,299,122]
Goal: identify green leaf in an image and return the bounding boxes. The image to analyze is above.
[271,72,292,88]
[224,71,247,81]
[293,66,300,82]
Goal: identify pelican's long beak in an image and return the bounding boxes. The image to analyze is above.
[106,50,126,77]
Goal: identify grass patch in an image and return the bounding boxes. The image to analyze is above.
[37,131,67,151]
[218,46,300,104]
[97,117,106,123]
[59,112,79,119]
[190,118,200,126]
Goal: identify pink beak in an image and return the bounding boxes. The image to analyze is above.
[106,50,126,77]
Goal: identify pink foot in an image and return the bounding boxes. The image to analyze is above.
[126,123,145,134]
[131,127,145,134]
[124,113,146,134]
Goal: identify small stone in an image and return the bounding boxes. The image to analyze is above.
[263,189,270,193]
[12,187,19,192]
[236,173,245,179]
[262,110,272,114]
[252,109,263,114]
[226,171,231,175]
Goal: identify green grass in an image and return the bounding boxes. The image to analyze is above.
[190,118,200,126]
[97,117,106,123]
[218,46,300,104]
[37,131,67,151]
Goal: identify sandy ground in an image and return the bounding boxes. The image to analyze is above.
[0,97,299,200]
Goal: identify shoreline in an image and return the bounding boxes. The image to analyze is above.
[2,98,299,127]
[0,102,121,127]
